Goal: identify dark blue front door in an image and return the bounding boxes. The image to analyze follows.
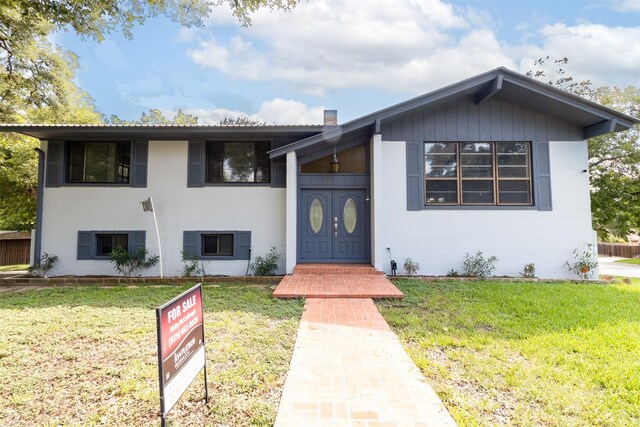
[300,189,368,262]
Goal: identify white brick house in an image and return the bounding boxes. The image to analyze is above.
[2,68,637,278]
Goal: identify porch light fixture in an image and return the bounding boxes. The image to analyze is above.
[330,146,340,173]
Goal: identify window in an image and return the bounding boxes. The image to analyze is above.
[201,234,234,257]
[424,142,532,206]
[206,142,270,183]
[96,233,129,256]
[68,141,131,183]
[183,231,251,260]
[77,230,145,260]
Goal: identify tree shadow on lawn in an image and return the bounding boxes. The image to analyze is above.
[377,279,640,340]
[0,283,303,320]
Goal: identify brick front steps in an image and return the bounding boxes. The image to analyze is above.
[273,263,404,299]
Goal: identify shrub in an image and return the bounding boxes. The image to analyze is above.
[463,251,498,278]
[565,244,598,279]
[403,258,420,276]
[181,251,205,277]
[251,247,281,276]
[110,247,159,277]
[447,269,459,277]
[520,263,536,278]
[28,252,59,278]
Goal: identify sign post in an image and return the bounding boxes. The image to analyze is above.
[156,284,208,426]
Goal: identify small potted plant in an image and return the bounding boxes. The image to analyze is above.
[565,244,598,279]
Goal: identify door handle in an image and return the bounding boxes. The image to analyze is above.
[334,216,338,236]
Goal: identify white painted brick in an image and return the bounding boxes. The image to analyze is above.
[41,140,286,277]
[377,140,596,279]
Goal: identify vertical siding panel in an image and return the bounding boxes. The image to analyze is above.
[424,109,436,141]
[435,106,447,141]
[501,103,514,141]
[402,116,413,141]
[490,100,502,140]
[390,121,402,140]
[446,103,458,141]
[535,114,547,141]
[558,120,570,140]
[570,124,582,140]
[547,117,559,141]
[468,101,480,140]
[478,102,492,141]
[457,100,469,141]
[523,110,536,141]
[513,106,525,140]
[381,122,391,138]
[412,112,423,141]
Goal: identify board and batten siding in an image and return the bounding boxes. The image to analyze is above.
[380,97,583,142]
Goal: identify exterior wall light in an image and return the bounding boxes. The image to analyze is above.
[330,147,340,173]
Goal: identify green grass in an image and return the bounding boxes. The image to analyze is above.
[615,258,640,265]
[377,279,640,426]
[0,284,303,426]
[0,264,28,272]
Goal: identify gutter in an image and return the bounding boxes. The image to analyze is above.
[33,147,45,264]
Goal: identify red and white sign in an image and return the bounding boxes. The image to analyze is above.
[156,284,207,421]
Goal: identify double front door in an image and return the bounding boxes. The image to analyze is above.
[300,189,368,262]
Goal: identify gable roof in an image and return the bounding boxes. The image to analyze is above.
[269,67,639,159]
[0,124,324,140]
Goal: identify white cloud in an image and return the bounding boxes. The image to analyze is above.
[181,98,325,125]
[185,0,515,95]
[517,23,640,87]
[183,0,640,96]
[612,0,640,12]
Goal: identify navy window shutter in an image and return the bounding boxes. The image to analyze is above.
[183,231,198,258]
[132,140,148,187]
[46,141,64,187]
[406,141,424,211]
[187,141,204,187]
[131,231,146,254]
[236,231,251,260]
[77,231,92,260]
[534,141,552,211]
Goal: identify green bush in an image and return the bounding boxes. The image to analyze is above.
[28,252,59,278]
[463,251,498,279]
[403,258,420,276]
[251,247,281,276]
[110,247,159,277]
[181,251,205,277]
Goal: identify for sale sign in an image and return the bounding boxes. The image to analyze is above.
[156,284,207,425]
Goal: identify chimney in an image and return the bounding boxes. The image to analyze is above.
[323,110,337,125]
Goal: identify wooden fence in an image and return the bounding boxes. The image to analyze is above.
[597,243,640,258]
[0,239,30,265]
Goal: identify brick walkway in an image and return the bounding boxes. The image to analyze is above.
[274,265,457,426]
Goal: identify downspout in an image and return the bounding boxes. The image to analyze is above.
[33,147,45,264]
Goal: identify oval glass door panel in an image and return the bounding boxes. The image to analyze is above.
[343,198,357,234]
[309,198,323,234]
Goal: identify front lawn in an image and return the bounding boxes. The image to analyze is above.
[0,264,28,272]
[0,284,303,426]
[615,258,640,265]
[377,279,640,426]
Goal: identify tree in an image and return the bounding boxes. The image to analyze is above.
[528,58,640,240]
[106,109,199,125]
[219,114,265,125]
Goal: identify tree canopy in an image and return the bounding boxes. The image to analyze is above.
[528,58,640,240]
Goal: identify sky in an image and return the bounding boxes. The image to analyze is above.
[54,0,640,125]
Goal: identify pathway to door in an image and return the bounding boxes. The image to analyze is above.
[273,264,457,426]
